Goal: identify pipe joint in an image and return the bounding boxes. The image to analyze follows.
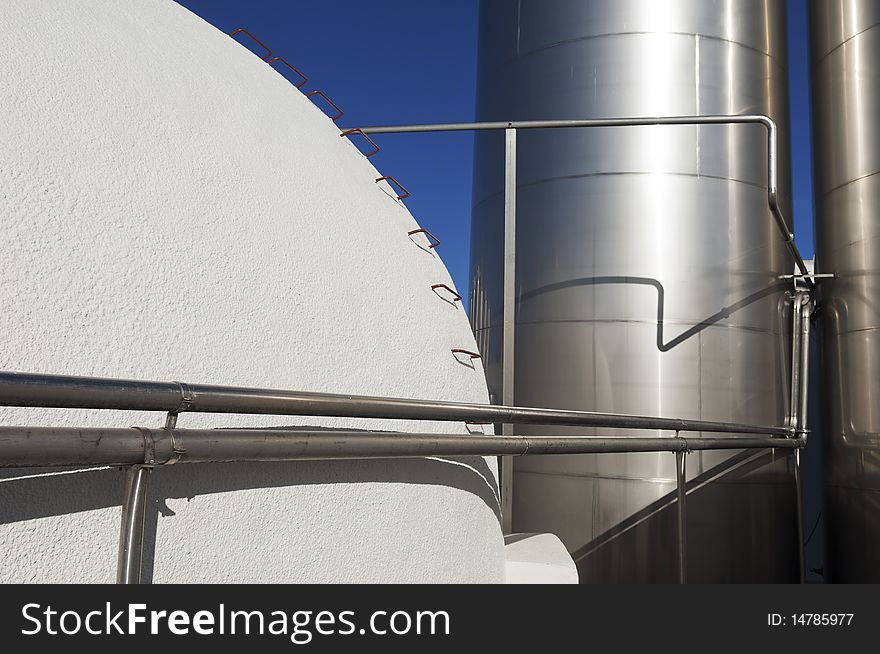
[174,382,194,413]
[672,432,690,453]
[132,427,176,466]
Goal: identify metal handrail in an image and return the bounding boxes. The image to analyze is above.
[0,369,802,585]
[0,426,801,468]
[356,116,813,288]
[353,114,815,564]
[0,370,792,436]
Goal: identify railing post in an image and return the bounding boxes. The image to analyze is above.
[500,126,517,534]
[116,465,150,584]
[793,447,805,583]
[675,447,688,584]
[788,291,803,432]
[794,293,812,584]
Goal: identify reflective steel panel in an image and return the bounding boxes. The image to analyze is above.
[471,0,797,582]
[811,0,880,583]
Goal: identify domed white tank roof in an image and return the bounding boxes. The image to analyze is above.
[0,0,502,582]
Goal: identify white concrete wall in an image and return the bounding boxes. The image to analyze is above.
[0,0,502,583]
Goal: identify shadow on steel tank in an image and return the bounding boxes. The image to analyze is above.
[470,0,799,582]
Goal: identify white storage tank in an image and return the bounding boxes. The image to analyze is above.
[0,0,505,583]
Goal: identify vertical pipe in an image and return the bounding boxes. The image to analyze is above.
[788,292,803,432]
[794,297,812,584]
[117,465,150,584]
[675,449,688,584]
[798,299,812,436]
[500,127,517,534]
[793,447,805,584]
[788,290,806,583]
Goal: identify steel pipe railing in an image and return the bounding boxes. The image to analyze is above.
[0,426,803,468]
[0,371,792,436]
[0,369,804,585]
[355,114,814,534]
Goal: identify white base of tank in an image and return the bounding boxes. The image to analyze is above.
[503,534,578,584]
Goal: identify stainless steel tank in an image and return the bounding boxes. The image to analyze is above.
[470,0,799,582]
[811,0,880,583]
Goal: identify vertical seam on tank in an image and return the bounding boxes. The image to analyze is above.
[591,476,598,541]
[516,0,521,57]
[695,34,701,173]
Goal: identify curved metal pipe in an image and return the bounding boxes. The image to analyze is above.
[357,115,812,287]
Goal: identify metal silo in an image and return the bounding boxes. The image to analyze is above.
[470,0,799,582]
[811,0,880,583]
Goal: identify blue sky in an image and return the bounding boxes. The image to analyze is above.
[178,0,815,297]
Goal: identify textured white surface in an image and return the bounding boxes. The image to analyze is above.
[503,534,578,584]
[0,0,501,583]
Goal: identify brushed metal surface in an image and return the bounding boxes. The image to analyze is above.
[470,0,797,582]
[811,0,880,583]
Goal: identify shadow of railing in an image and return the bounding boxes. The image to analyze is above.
[568,447,798,583]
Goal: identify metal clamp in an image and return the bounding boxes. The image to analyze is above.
[376,176,410,200]
[174,382,194,413]
[431,284,462,302]
[167,428,186,464]
[133,427,157,466]
[451,348,482,360]
[407,228,440,249]
[305,91,344,121]
[228,28,273,61]
[267,57,308,89]
[340,129,380,158]
[672,431,691,453]
[133,426,180,466]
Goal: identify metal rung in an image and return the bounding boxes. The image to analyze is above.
[305,90,343,121]
[376,176,410,200]
[267,57,308,89]
[451,348,482,360]
[340,129,380,158]
[228,28,273,61]
[431,283,462,302]
[407,228,440,249]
